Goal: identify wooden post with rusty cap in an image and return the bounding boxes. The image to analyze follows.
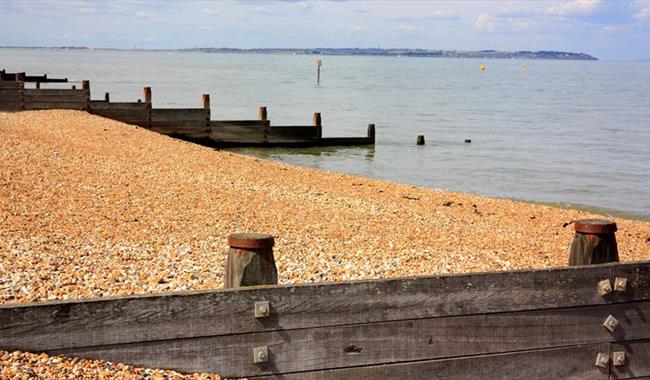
[259,106,267,121]
[224,233,278,288]
[141,87,152,128]
[143,87,152,104]
[568,219,619,266]
[367,124,375,144]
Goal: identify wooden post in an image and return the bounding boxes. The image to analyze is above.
[259,106,267,121]
[313,112,321,127]
[568,219,619,266]
[15,72,25,82]
[143,87,152,103]
[82,80,90,108]
[35,82,40,89]
[367,124,375,144]
[105,92,110,102]
[316,59,322,84]
[72,85,76,90]
[202,94,211,129]
[0,69,4,80]
[224,233,277,288]
[417,135,425,145]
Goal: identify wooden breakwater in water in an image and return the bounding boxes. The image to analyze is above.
[0,70,375,148]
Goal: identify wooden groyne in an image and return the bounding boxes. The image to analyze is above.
[0,69,375,148]
[1,222,650,378]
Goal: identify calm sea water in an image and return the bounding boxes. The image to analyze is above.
[2,48,649,219]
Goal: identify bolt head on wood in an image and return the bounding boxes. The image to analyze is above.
[614,277,627,293]
[595,352,610,368]
[255,301,271,318]
[253,345,269,364]
[612,351,625,367]
[597,279,612,296]
[603,314,619,332]
[612,351,625,366]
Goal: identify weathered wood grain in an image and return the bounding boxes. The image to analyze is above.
[22,102,87,110]
[89,102,149,110]
[150,121,209,130]
[611,339,650,379]
[267,126,320,143]
[257,344,609,380]
[23,89,85,97]
[0,81,22,89]
[151,108,208,122]
[210,120,269,128]
[0,263,628,352]
[613,263,650,303]
[0,90,21,101]
[211,125,266,143]
[0,102,23,112]
[51,303,642,377]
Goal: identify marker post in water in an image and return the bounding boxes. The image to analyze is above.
[316,59,322,84]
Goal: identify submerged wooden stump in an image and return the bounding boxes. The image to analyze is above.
[225,233,277,288]
[568,219,618,266]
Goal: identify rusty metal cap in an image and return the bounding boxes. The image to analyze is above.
[228,233,275,249]
[574,219,617,234]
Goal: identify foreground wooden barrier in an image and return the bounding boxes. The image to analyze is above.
[1,253,649,378]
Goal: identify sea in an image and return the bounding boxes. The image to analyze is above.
[2,48,649,220]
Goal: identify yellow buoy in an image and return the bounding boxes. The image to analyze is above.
[480,65,486,71]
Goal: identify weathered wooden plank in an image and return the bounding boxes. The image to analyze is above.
[0,102,23,112]
[211,126,266,143]
[611,339,650,379]
[0,90,21,101]
[151,120,208,129]
[151,108,208,122]
[319,137,374,146]
[259,344,609,380]
[23,95,87,103]
[51,303,640,377]
[0,82,22,89]
[89,102,149,111]
[23,102,87,110]
[1,263,630,353]
[210,120,269,128]
[23,89,85,97]
[267,126,320,143]
[89,109,149,119]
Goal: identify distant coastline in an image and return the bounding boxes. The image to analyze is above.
[0,46,598,61]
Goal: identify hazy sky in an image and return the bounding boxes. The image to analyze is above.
[1,0,649,60]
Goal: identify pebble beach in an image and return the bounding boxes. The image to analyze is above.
[1,110,650,378]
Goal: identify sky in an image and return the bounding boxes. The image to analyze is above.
[0,0,649,60]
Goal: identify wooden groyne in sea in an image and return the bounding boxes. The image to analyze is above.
[0,69,375,147]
